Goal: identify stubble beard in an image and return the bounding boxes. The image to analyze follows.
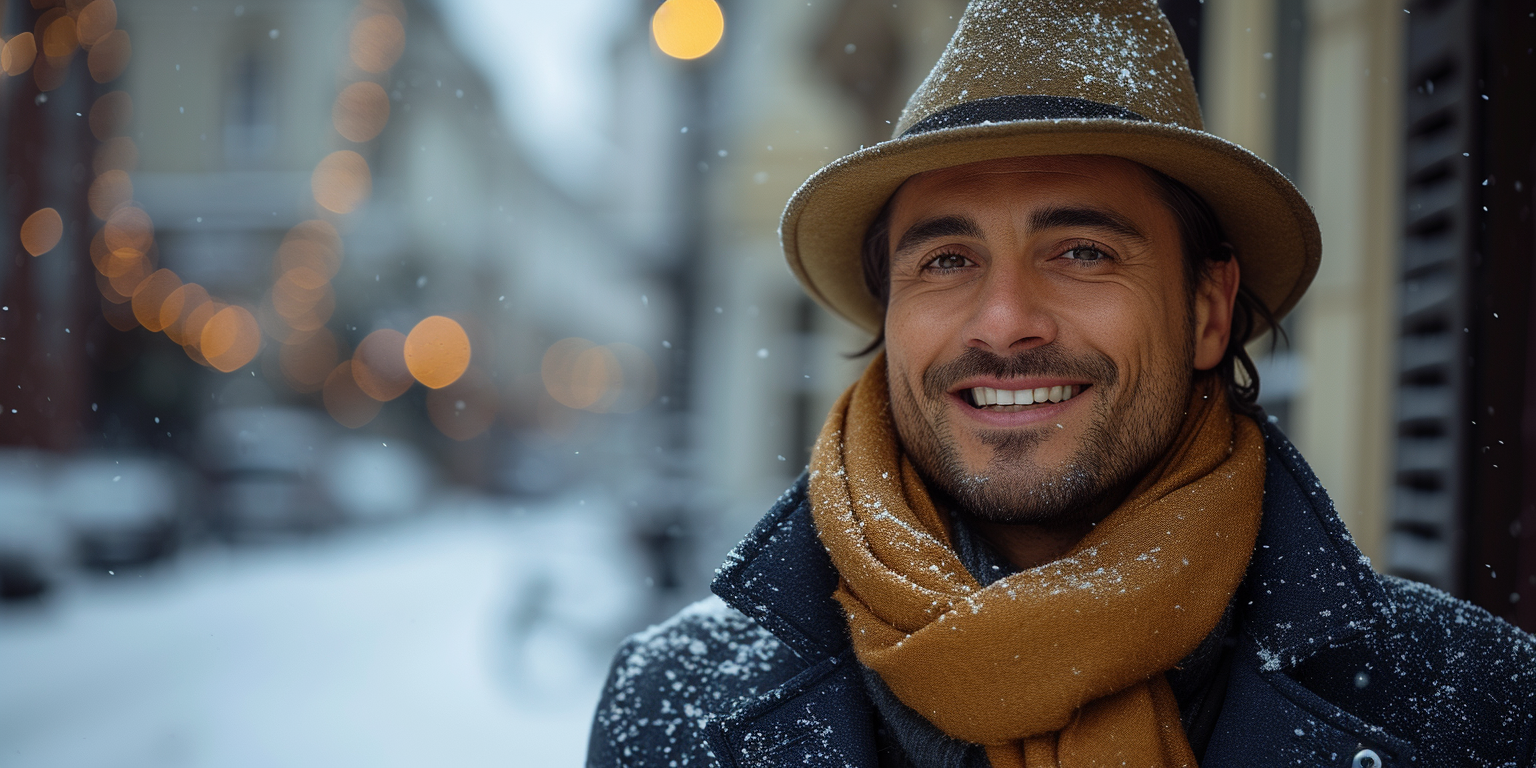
[889,343,1194,527]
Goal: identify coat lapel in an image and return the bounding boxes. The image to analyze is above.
[708,475,879,767]
[1242,422,1389,668]
[1202,423,1408,764]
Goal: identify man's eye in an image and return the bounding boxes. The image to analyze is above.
[1062,246,1110,262]
[927,252,971,271]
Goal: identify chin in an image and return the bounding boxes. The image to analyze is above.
[936,453,1117,526]
[911,399,1149,525]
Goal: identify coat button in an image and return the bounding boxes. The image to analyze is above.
[1351,749,1382,768]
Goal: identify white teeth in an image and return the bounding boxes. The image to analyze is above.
[969,384,1081,408]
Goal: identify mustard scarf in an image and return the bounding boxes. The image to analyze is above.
[809,355,1264,767]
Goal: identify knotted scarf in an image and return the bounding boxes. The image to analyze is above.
[809,355,1264,767]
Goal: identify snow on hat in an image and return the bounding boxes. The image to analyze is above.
[780,0,1321,339]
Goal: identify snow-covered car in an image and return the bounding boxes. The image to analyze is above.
[199,407,335,538]
[53,455,183,568]
[0,451,68,600]
[320,437,432,523]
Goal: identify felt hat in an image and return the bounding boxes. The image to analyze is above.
[780,0,1321,339]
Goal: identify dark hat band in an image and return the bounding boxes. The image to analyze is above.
[902,95,1149,137]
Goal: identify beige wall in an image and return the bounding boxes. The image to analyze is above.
[1203,0,1403,564]
[1291,0,1402,565]
[1203,0,1278,158]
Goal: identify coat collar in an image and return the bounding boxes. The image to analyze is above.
[711,476,848,663]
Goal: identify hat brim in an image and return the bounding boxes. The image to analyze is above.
[780,118,1321,340]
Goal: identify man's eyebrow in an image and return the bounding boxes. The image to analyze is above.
[892,215,985,257]
[1028,206,1149,243]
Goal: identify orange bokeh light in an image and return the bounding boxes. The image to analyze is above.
[130,268,181,331]
[103,205,153,253]
[182,300,225,350]
[352,328,413,401]
[323,361,383,428]
[312,150,371,214]
[332,81,390,143]
[20,207,63,256]
[201,305,262,372]
[349,12,405,74]
[41,16,77,58]
[403,315,471,389]
[541,337,594,408]
[268,276,335,333]
[76,0,117,47]
[87,169,132,219]
[279,328,339,393]
[541,337,627,411]
[86,28,130,83]
[105,253,151,297]
[98,247,147,278]
[88,228,109,268]
[93,136,137,174]
[280,298,334,334]
[426,365,497,441]
[96,270,131,304]
[276,219,344,282]
[256,300,312,344]
[1,32,37,76]
[271,270,331,317]
[652,0,724,60]
[570,345,623,411]
[540,339,655,413]
[160,283,211,345]
[89,90,131,140]
[35,8,66,39]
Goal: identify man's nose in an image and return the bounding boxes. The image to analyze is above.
[963,261,1058,354]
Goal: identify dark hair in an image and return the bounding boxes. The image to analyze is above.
[852,166,1283,417]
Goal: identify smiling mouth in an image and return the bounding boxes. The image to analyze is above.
[961,384,1089,411]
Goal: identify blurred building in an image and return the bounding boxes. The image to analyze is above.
[0,0,671,550]
[2,0,1532,632]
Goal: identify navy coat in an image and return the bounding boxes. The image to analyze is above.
[588,423,1536,766]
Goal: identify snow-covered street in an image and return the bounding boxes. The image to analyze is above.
[0,503,649,768]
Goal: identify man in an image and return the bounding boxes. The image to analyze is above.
[588,1,1536,765]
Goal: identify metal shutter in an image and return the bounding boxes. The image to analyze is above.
[1389,0,1478,592]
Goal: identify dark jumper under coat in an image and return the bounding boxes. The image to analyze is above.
[587,422,1536,767]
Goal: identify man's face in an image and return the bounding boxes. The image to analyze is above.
[883,155,1238,525]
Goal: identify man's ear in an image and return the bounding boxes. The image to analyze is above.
[1192,257,1241,371]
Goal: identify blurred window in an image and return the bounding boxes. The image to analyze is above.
[224,45,279,168]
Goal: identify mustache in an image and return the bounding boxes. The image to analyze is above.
[922,345,1118,400]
